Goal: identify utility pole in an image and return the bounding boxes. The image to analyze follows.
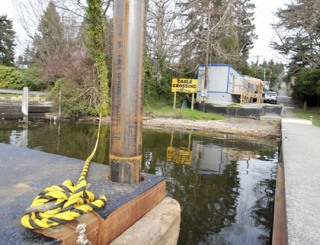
[203,0,212,112]
[205,2,211,91]
[253,55,263,76]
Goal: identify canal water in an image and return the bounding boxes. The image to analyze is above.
[0,120,278,244]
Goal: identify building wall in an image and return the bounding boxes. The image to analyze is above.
[197,64,244,105]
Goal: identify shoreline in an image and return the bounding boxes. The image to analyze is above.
[142,117,281,140]
[77,115,281,140]
[4,113,281,140]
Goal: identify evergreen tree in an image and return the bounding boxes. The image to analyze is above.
[272,0,320,105]
[34,1,65,57]
[0,15,15,66]
[231,0,256,61]
[255,59,284,90]
[176,0,256,73]
[177,0,234,70]
[32,1,66,85]
[272,0,320,71]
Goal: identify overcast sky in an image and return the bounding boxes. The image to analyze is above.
[1,0,292,64]
[249,0,292,64]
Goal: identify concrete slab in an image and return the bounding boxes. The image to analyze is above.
[282,118,312,125]
[110,197,181,245]
[281,121,320,244]
[0,143,165,245]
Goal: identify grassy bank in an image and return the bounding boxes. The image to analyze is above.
[293,108,320,127]
[144,105,225,120]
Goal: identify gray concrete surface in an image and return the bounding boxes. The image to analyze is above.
[0,143,174,245]
[280,82,320,244]
[282,119,320,245]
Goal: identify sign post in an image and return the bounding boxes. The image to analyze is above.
[171,78,198,110]
[191,93,195,111]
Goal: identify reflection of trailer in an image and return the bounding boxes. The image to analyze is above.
[192,142,228,175]
[197,64,264,105]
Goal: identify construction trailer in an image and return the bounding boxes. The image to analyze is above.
[197,64,264,105]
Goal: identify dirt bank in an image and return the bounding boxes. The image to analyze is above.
[142,117,281,139]
[46,113,281,139]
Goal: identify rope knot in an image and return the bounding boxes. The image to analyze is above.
[21,114,106,230]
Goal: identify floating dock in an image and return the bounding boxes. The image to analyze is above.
[0,143,180,244]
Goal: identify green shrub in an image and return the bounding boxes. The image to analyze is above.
[0,65,41,90]
[0,65,24,89]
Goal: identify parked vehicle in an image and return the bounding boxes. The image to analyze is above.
[264,91,277,104]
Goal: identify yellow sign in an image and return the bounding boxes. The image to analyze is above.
[167,146,192,165]
[172,78,198,93]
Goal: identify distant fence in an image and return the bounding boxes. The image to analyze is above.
[0,87,51,120]
[0,88,48,96]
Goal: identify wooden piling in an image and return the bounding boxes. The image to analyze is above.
[22,87,28,122]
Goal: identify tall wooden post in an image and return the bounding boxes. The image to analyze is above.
[110,0,146,183]
[22,87,28,122]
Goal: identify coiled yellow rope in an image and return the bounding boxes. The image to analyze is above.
[21,115,107,229]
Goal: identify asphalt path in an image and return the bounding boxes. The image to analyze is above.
[277,82,297,118]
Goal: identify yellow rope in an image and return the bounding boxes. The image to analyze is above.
[21,114,107,230]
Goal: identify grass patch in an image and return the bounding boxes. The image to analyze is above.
[144,105,226,120]
[0,93,20,98]
[293,108,320,127]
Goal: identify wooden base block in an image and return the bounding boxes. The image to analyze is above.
[100,180,166,244]
[34,179,166,244]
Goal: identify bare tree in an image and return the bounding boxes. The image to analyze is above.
[16,0,49,40]
[176,0,237,72]
[146,0,182,77]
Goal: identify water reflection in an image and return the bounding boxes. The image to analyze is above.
[0,121,278,244]
[142,131,277,245]
[9,127,28,147]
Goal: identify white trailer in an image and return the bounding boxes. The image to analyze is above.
[197,64,263,105]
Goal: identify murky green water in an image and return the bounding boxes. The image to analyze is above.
[0,120,278,244]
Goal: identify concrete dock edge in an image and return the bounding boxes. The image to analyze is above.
[279,118,320,244]
[272,161,286,245]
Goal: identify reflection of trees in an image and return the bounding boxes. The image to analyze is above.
[251,167,277,244]
[142,131,278,244]
[142,131,241,244]
[175,163,240,244]
[26,121,109,164]
[0,123,15,144]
